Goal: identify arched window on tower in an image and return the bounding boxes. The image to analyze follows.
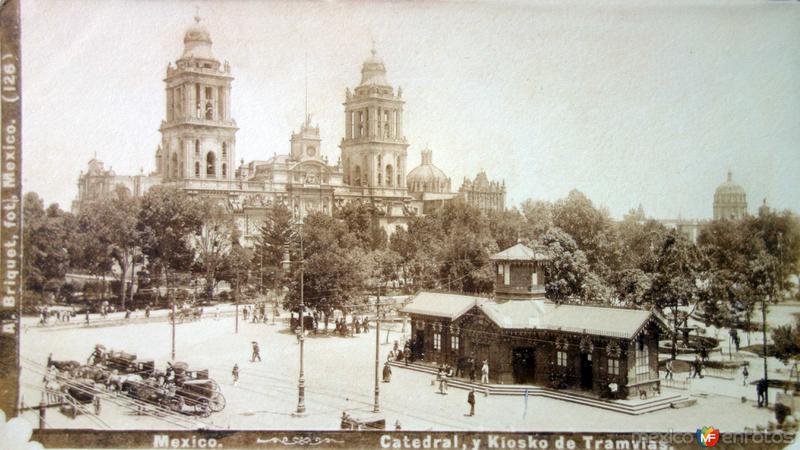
[353,165,362,186]
[204,86,214,120]
[195,140,200,158]
[194,162,200,177]
[384,165,392,187]
[171,153,179,179]
[222,142,227,159]
[377,155,383,186]
[206,152,216,177]
[222,163,227,177]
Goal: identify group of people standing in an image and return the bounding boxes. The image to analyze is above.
[39,307,74,325]
[243,303,273,323]
[333,316,369,336]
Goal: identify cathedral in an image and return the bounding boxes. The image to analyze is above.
[72,16,506,243]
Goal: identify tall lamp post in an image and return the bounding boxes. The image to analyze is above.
[298,222,306,415]
[284,219,306,415]
[373,285,381,413]
[171,298,176,360]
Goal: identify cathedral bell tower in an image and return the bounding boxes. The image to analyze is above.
[340,46,408,194]
[158,15,238,183]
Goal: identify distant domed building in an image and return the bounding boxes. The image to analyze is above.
[713,170,747,220]
[407,148,451,194]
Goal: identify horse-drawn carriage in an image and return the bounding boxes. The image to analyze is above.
[126,361,226,417]
[43,358,102,419]
[165,378,226,417]
[59,380,102,418]
[169,306,203,323]
[49,347,226,418]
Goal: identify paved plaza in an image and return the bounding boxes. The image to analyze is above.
[17,308,786,432]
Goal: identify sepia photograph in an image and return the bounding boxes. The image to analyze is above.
[1,0,799,448]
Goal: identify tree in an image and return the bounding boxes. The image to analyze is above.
[432,202,497,293]
[551,190,617,280]
[750,206,800,297]
[519,199,553,240]
[137,186,204,301]
[336,201,387,251]
[76,186,141,307]
[646,230,706,359]
[487,208,527,250]
[253,203,294,292]
[284,212,368,314]
[191,199,236,298]
[540,227,589,303]
[772,317,800,365]
[22,193,73,293]
[218,231,253,302]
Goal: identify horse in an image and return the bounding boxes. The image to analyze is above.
[106,371,143,393]
[47,354,81,373]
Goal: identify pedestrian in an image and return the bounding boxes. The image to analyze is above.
[696,356,704,379]
[215,305,220,320]
[691,356,700,379]
[664,359,674,380]
[757,378,767,407]
[469,356,476,382]
[232,363,239,386]
[85,309,90,325]
[243,307,248,321]
[251,341,261,362]
[481,360,489,384]
[742,365,749,386]
[467,388,476,416]
[125,309,131,319]
[383,362,392,383]
[437,367,444,394]
[295,325,302,343]
[145,305,151,318]
[395,420,402,431]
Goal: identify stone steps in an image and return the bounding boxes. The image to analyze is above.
[388,360,688,415]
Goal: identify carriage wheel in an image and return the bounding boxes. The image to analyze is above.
[168,397,183,412]
[199,402,211,418]
[209,392,226,412]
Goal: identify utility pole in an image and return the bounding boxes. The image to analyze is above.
[235,269,239,334]
[374,285,381,413]
[259,251,264,297]
[762,294,769,405]
[297,223,306,415]
[171,294,176,361]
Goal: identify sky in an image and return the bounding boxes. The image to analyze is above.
[20,0,800,220]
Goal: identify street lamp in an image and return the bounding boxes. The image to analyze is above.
[284,219,306,415]
[374,285,382,413]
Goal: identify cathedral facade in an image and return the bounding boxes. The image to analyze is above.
[72,17,506,243]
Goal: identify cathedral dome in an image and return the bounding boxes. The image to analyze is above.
[407,149,451,193]
[714,170,746,203]
[713,170,747,220]
[360,48,390,87]
[181,16,215,60]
